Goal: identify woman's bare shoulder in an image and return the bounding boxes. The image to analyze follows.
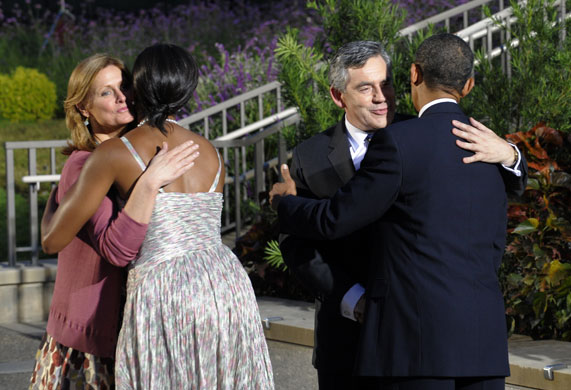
[86,137,130,168]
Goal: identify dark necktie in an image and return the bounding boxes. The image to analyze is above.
[364,133,373,147]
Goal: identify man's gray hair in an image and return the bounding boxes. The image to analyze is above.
[328,41,392,92]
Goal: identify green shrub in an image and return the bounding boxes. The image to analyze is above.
[501,123,571,340]
[0,67,57,122]
[463,0,571,134]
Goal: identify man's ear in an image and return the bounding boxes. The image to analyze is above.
[76,103,89,118]
[410,63,423,86]
[329,87,345,109]
[460,77,475,97]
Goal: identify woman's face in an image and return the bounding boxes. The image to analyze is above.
[79,65,134,140]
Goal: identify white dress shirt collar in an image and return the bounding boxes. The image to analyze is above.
[418,98,457,118]
[345,116,371,154]
[345,116,373,170]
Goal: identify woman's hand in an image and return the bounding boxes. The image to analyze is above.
[140,140,200,191]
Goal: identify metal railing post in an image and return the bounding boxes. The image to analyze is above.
[233,147,241,235]
[6,147,16,266]
[28,148,39,265]
[278,131,287,170]
[254,140,264,204]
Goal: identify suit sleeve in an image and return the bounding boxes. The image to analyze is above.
[501,152,528,197]
[278,129,402,240]
[279,147,360,301]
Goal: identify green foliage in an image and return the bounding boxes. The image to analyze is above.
[264,240,287,271]
[0,67,57,122]
[276,0,430,140]
[501,124,571,340]
[234,200,312,302]
[275,28,339,139]
[307,0,405,52]
[464,0,571,133]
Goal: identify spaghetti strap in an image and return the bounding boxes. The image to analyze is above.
[120,137,164,193]
[208,150,222,193]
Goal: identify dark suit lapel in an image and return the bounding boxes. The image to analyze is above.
[327,120,355,186]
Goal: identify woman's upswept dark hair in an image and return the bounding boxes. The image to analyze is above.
[132,43,199,134]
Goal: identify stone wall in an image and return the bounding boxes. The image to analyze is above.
[0,261,56,323]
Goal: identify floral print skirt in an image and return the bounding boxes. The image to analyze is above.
[29,333,114,390]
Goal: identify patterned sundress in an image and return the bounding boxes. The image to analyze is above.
[114,137,274,390]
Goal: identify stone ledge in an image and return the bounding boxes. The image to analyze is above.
[257,297,571,390]
[0,261,57,323]
[508,335,571,389]
[257,296,315,347]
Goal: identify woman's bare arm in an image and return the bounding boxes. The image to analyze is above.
[41,140,199,254]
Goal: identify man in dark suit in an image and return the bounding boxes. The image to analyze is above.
[280,41,414,390]
[279,39,526,389]
[272,34,526,389]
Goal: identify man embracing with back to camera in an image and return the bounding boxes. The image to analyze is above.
[278,36,527,390]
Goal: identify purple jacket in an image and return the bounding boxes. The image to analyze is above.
[46,150,148,358]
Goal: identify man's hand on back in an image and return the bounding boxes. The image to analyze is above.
[452,117,517,166]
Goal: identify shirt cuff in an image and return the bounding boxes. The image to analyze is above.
[501,143,522,177]
[340,283,365,321]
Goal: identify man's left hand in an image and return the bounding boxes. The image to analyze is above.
[452,117,515,166]
[269,164,297,207]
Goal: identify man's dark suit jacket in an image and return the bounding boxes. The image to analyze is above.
[280,119,364,374]
[280,114,414,374]
[277,102,527,377]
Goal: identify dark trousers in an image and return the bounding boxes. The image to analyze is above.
[318,370,359,390]
[356,376,505,390]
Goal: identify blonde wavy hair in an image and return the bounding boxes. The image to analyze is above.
[63,54,128,155]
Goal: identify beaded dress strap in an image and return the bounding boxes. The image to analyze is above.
[120,136,164,193]
[208,150,222,193]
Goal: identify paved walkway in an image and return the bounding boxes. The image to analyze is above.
[2,297,570,390]
[0,321,318,390]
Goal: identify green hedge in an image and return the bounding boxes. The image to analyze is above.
[0,67,57,122]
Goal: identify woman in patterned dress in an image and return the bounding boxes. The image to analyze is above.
[40,44,274,389]
[33,54,199,390]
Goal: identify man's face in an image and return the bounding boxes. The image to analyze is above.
[331,56,395,131]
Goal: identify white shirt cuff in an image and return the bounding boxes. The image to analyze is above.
[340,283,365,321]
[501,143,522,177]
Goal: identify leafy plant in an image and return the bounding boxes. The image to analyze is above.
[464,0,571,134]
[264,240,287,271]
[307,0,405,53]
[234,199,311,302]
[501,123,571,340]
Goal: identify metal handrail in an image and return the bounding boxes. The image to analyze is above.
[454,0,569,67]
[3,109,299,266]
[4,140,67,265]
[399,0,504,38]
[178,81,283,139]
[4,0,568,266]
